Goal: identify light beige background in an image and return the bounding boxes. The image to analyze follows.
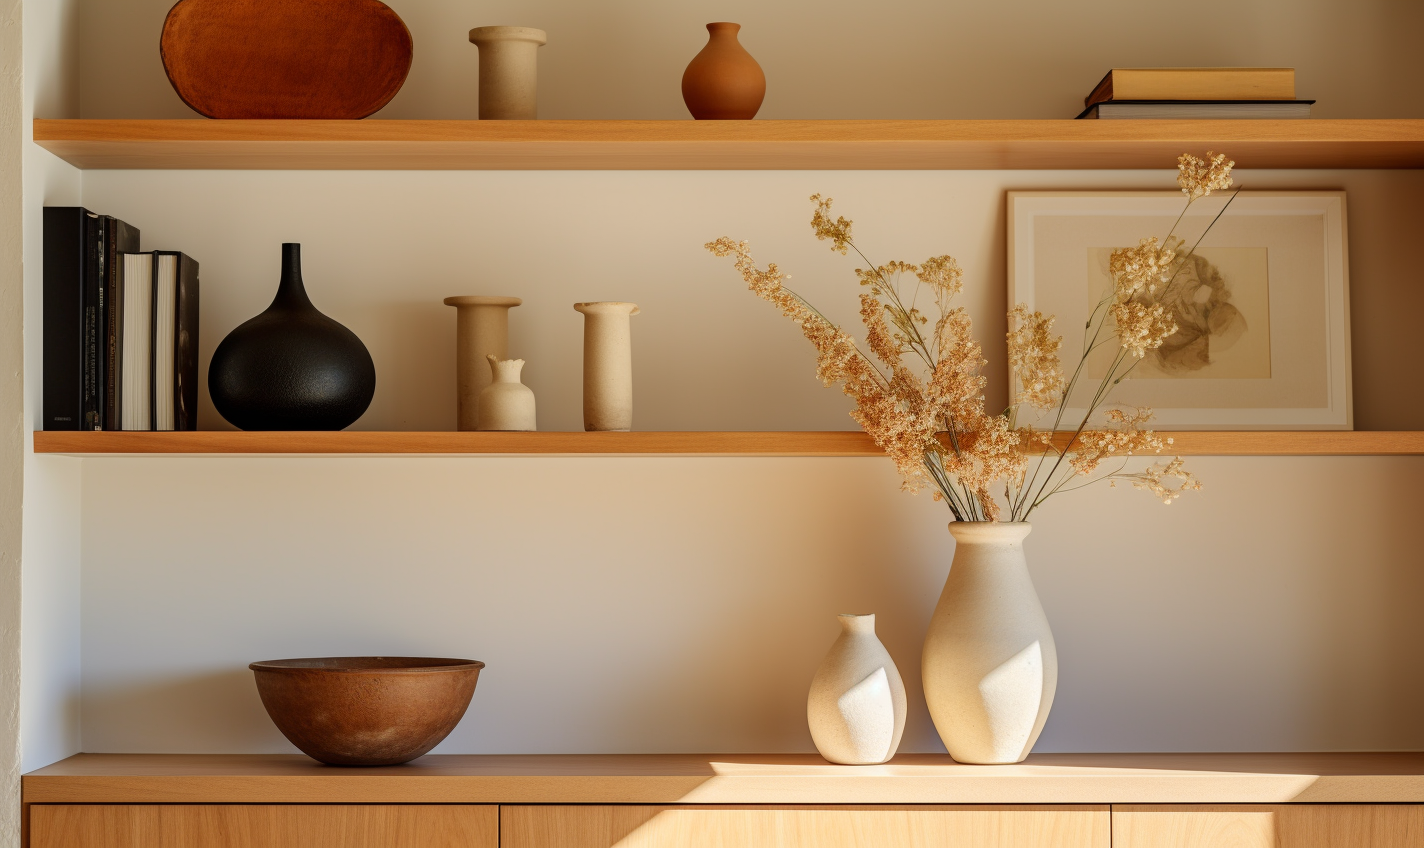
[6,0,1424,771]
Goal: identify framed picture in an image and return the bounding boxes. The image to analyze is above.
[1008,191,1351,430]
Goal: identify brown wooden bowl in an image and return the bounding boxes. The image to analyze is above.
[250,657,484,766]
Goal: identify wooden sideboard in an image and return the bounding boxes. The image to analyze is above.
[22,753,1424,847]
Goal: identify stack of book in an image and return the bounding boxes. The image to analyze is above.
[43,207,201,431]
[1075,68,1313,119]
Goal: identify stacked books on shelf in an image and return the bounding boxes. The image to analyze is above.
[43,207,200,431]
[1076,68,1313,119]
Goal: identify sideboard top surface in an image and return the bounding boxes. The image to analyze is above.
[23,753,1424,805]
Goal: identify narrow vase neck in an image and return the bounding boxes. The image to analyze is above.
[273,243,314,310]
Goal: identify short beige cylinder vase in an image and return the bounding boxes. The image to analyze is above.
[443,296,521,431]
[806,614,907,765]
[477,355,536,431]
[468,26,547,119]
[922,522,1058,764]
[573,301,639,431]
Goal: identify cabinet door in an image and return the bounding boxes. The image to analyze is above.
[502,805,1109,848]
[29,804,497,848]
[1114,805,1424,848]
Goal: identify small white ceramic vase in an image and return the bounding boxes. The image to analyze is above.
[573,301,639,431]
[807,614,907,765]
[477,355,536,431]
[468,26,547,119]
[922,522,1057,764]
[443,295,522,431]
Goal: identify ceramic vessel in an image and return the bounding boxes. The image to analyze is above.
[250,657,484,766]
[922,522,1058,764]
[681,22,765,120]
[574,301,639,431]
[468,26,547,119]
[477,355,536,431]
[443,296,522,431]
[807,614,907,765]
[209,243,375,430]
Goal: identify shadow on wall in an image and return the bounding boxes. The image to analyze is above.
[81,668,289,752]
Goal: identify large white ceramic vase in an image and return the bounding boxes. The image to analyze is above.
[922,522,1057,764]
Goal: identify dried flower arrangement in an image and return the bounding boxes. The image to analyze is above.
[707,153,1236,522]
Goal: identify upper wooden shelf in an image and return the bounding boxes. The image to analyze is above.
[31,119,1424,170]
[23,752,1424,804]
[29,430,1424,456]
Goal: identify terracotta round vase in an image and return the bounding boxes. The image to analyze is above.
[681,22,765,120]
[921,522,1058,764]
[806,614,907,765]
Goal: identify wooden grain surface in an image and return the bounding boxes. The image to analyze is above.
[21,753,1424,805]
[29,804,496,848]
[502,805,1109,848]
[1114,805,1424,848]
[30,430,1424,456]
[31,119,1424,170]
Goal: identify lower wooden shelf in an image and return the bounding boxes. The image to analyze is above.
[29,430,1424,456]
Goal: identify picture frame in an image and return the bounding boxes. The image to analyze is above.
[1007,191,1351,430]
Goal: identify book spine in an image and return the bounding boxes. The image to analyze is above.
[103,219,140,429]
[82,214,105,430]
[149,251,159,431]
[174,255,200,431]
[42,208,86,430]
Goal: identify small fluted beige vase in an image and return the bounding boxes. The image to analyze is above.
[922,522,1057,764]
[807,614,907,765]
[477,355,536,431]
[574,302,639,431]
[443,296,521,431]
[468,26,547,119]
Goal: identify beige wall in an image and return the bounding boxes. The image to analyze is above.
[79,0,1424,120]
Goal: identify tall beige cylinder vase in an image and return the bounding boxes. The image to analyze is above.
[806,614,907,765]
[443,296,521,431]
[468,26,546,119]
[573,302,639,431]
[921,522,1058,764]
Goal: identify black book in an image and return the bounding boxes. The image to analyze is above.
[151,252,200,431]
[102,217,141,430]
[1075,99,1314,119]
[83,213,106,429]
[43,207,100,430]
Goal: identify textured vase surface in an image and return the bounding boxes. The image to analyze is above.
[209,243,376,430]
[468,26,546,119]
[681,22,766,119]
[921,522,1057,764]
[443,295,521,430]
[574,301,639,431]
[807,614,907,765]
[477,355,536,431]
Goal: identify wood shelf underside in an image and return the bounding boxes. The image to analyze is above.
[23,753,1424,805]
[32,119,1424,170]
[29,430,1424,456]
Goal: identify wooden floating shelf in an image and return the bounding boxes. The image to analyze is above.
[30,430,1424,456]
[23,752,1424,804]
[32,119,1424,170]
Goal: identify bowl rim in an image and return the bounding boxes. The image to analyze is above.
[249,656,485,673]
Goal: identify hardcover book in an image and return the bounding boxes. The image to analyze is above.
[1085,68,1296,107]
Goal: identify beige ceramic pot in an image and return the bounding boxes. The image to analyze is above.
[681,22,765,120]
[574,301,639,431]
[806,614,907,765]
[443,296,521,430]
[921,522,1058,764]
[477,355,536,431]
[468,26,546,119]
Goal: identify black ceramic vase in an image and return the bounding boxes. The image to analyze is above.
[209,244,376,430]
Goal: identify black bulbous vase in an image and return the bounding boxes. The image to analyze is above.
[209,244,376,430]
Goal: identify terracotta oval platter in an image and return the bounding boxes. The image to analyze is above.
[161,0,414,119]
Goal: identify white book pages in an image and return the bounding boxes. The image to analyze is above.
[153,254,177,431]
[121,253,152,431]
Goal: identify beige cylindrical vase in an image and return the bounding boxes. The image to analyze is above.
[468,26,547,119]
[573,301,639,432]
[443,296,522,431]
[478,356,536,431]
[807,614,907,765]
[922,522,1058,764]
